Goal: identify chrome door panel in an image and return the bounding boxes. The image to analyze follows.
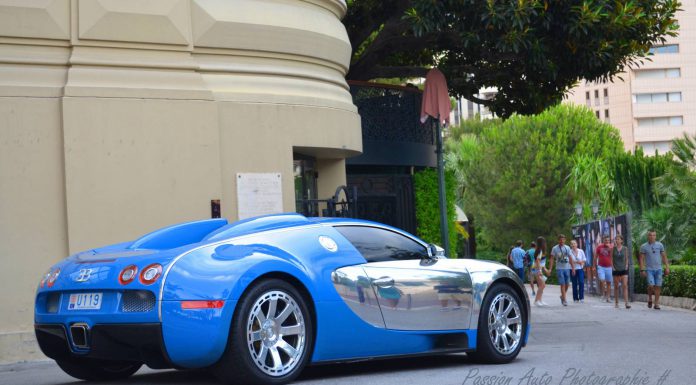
[362,259,473,330]
[331,265,385,328]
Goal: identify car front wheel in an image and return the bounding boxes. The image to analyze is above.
[468,283,526,363]
[215,279,313,385]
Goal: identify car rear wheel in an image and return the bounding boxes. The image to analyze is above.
[214,279,313,385]
[468,283,526,364]
[55,357,141,381]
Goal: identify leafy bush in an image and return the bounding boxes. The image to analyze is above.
[633,265,696,299]
[451,105,624,250]
[414,168,458,257]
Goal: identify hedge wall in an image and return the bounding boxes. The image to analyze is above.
[633,265,696,299]
[413,169,458,257]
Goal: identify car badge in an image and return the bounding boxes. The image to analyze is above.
[75,268,93,282]
[318,236,338,252]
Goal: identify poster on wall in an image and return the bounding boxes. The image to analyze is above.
[236,173,283,220]
[614,214,628,244]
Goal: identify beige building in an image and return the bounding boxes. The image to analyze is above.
[0,0,360,363]
[565,0,696,153]
[567,0,696,154]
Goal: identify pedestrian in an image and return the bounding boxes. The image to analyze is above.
[526,241,537,295]
[639,230,671,310]
[569,239,586,303]
[612,234,630,309]
[532,236,549,307]
[595,235,613,303]
[509,240,526,282]
[549,234,572,306]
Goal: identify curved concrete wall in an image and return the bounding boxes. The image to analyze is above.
[0,0,360,361]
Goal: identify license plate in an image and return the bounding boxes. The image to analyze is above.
[68,293,102,310]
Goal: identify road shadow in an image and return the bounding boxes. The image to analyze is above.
[298,354,471,381]
[47,354,473,384]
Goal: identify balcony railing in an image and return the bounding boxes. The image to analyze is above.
[349,81,435,145]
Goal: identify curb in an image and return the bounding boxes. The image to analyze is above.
[633,293,696,311]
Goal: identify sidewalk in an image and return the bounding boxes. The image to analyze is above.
[526,283,696,311]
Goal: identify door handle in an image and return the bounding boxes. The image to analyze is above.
[372,277,395,288]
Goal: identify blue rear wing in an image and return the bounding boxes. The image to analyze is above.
[129,218,229,250]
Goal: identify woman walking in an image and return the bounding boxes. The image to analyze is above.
[532,236,549,306]
[612,235,631,308]
[569,240,586,303]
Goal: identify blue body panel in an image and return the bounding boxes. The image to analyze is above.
[35,214,505,369]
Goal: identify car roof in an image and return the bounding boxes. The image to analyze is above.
[202,213,423,243]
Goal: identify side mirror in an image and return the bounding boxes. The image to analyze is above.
[426,244,439,259]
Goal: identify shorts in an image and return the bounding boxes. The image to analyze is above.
[556,269,571,285]
[646,269,663,287]
[597,266,613,282]
[612,270,628,276]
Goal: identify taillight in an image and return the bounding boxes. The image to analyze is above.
[139,264,162,285]
[39,269,52,288]
[118,265,138,285]
[46,268,60,288]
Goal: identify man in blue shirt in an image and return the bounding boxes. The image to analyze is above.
[639,230,671,310]
[509,240,526,282]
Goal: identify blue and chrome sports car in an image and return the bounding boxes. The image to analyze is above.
[35,213,530,385]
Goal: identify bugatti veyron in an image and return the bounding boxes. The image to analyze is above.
[34,213,530,384]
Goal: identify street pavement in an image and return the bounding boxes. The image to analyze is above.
[2,284,695,385]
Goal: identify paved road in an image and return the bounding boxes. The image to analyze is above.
[3,285,695,385]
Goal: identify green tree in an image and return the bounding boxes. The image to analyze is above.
[567,148,672,221]
[344,0,679,117]
[454,105,623,250]
[636,134,696,260]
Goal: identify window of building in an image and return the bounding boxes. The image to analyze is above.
[666,68,681,78]
[649,44,679,54]
[640,141,672,155]
[603,88,609,104]
[634,68,681,80]
[670,116,683,126]
[595,110,600,118]
[594,90,599,106]
[334,226,426,262]
[636,116,683,127]
[604,109,610,122]
[585,91,591,107]
[633,92,682,103]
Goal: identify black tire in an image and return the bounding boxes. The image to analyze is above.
[468,283,526,364]
[214,279,314,385]
[55,357,141,381]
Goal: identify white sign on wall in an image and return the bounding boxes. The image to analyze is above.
[236,173,283,220]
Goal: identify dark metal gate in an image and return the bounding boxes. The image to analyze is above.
[347,174,416,234]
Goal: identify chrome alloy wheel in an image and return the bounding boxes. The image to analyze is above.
[246,290,306,377]
[487,292,522,355]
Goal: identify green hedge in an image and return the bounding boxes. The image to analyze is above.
[414,169,458,257]
[633,265,696,299]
